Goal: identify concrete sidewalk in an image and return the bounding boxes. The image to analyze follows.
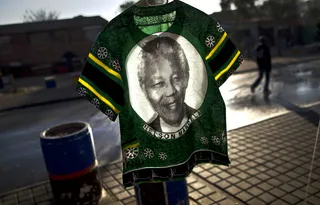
[1,104,319,205]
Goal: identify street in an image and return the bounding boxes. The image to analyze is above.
[0,60,320,194]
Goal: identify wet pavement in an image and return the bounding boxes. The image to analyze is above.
[221,60,320,130]
[0,60,319,194]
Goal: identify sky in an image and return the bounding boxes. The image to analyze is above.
[0,0,222,25]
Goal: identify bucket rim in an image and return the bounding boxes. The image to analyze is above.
[40,121,90,140]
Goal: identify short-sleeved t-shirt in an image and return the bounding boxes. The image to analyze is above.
[77,0,243,188]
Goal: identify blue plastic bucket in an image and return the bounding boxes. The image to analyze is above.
[40,122,101,205]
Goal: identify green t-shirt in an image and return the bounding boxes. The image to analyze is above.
[77,0,243,188]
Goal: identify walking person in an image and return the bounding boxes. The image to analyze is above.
[251,36,272,95]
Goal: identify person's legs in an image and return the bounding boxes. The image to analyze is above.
[251,66,264,93]
[264,67,271,93]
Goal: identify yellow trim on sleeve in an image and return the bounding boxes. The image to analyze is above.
[88,53,122,81]
[205,32,228,61]
[78,78,120,114]
[215,51,241,81]
[123,143,140,150]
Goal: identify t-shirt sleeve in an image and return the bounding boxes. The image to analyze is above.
[203,17,243,87]
[76,27,124,121]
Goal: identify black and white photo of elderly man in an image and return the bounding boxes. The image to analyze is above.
[138,36,197,133]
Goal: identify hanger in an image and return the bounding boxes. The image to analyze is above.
[145,0,169,6]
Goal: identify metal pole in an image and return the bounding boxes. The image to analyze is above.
[134,179,189,205]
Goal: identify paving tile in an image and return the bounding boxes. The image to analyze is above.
[37,202,52,205]
[278,175,292,183]
[286,171,300,179]
[218,198,237,205]
[279,183,296,193]
[18,200,35,205]
[236,191,253,202]
[35,194,50,203]
[246,177,262,186]
[282,194,301,204]
[292,189,306,199]
[226,168,241,175]
[236,181,252,190]
[198,197,215,205]
[288,180,305,189]
[269,188,286,198]
[122,196,136,204]
[2,198,17,205]
[207,176,221,184]
[189,200,200,205]
[237,172,250,180]
[246,169,260,176]
[270,199,290,205]
[2,195,16,202]
[111,186,123,195]
[226,176,241,185]
[104,180,119,188]
[189,191,203,200]
[307,195,320,205]
[237,164,250,171]
[216,181,231,189]
[209,167,223,174]
[198,187,215,195]
[17,190,32,202]
[217,172,231,179]
[256,173,271,181]
[265,169,279,177]
[247,187,263,197]
[226,186,241,195]
[208,192,227,202]
[200,164,214,170]
[200,171,213,178]
[193,166,204,173]
[116,191,130,201]
[258,192,277,204]
[247,198,267,205]
[190,182,205,190]
[267,178,283,187]
[186,175,197,184]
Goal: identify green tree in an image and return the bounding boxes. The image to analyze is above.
[120,1,136,12]
[23,9,59,22]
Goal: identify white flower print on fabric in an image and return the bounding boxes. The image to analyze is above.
[212,135,221,145]
[217,22,224,33]
[238,54,244,64]
[159,152,167,160]
[200,136,209,145]
[105,109,114,120]
[222,131,227,144]
[144,148,154,159]
[78,87,87,97]
[205,36,215,48]
[91,98,100,108]
[125,147,139,159]
[112,59,121,72]
[97,47,108,59]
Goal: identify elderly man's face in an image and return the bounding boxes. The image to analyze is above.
[144,56,188,125]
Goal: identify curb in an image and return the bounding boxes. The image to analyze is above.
[0,96,82,113]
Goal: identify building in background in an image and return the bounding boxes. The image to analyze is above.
[0,16,108,77]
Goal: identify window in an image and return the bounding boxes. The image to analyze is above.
[53,30,69,44]
[83,25,102,42]
[29,32,51,45]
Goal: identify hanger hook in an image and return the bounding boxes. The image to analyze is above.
[146,0,169,6]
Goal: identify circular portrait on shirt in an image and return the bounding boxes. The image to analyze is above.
[126,32,208,134]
